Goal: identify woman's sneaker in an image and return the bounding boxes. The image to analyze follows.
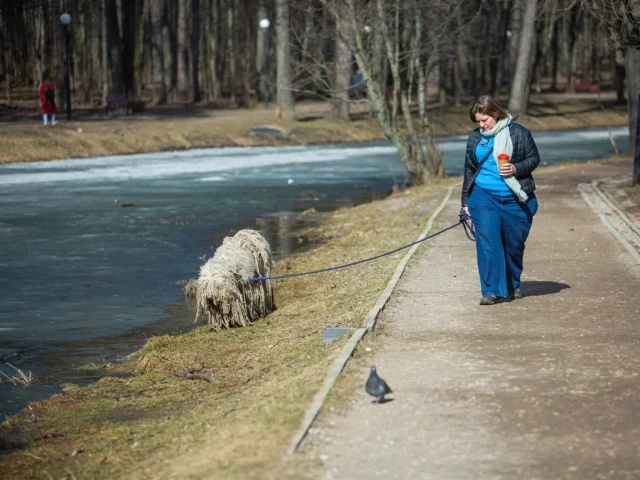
[480,295,499,305]
[508,288,522,300]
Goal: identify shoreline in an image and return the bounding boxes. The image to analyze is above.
[0,94,629,165]
[3,123,630,166]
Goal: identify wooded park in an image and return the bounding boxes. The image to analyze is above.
[1,0,640,182]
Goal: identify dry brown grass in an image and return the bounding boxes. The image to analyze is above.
[0,175,459,480]
[0,364,37,387]
[0,93,628,165]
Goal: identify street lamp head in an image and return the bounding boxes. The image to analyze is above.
[60,13,72,25]
[259,18,270,30]
[363,25,372,34]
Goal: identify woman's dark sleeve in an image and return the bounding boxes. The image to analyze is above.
[461,136,474,207]
[515,128,541,177]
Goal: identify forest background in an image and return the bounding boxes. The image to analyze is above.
[0,0,639,182]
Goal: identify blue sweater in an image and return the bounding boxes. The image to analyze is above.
[474,136,512,196]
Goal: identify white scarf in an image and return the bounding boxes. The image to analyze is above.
[481,114,528,202]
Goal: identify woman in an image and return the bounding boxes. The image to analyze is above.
[461,95,540,305]
[39,74,57,126]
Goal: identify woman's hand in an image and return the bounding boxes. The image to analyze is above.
[499,163,516,176]
[463,206,470,218]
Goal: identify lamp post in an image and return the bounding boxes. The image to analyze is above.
[259,18,270,109]
[60,13,72,120]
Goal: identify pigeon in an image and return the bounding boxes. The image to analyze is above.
[365,365,392,404]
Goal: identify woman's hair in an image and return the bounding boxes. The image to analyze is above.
[469,95,508,122]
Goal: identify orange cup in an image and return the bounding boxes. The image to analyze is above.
[497,154,510,175]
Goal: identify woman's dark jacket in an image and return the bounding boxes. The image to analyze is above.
[461,123,540,207]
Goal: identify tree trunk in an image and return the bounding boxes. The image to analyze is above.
[610,27,626,104]
[534,0,556,94]
[135,0,149,99]
[256,0,267,99]
[275,0,295,119]
[562,7,580,93]
[106,0,125,95]
[590,23,601,85]
[41,2,52,84]
[417,23,443,178]
[372,19,383,89]
[102,0,109,104]
[177,0,189,97]
[493,0,511,98]
[190,0,201,102]
[241,0,253,107]
[162,1,173,101]
[227,0,236,103]
[1,15,10,104]
[482,14,492,91]
[150,0,166,104]
[550,19,559,92]
[4,45,10,105]
[121,0,136,96]
[208,0,220,100]
[453,7,464,106]
[507,0,522,95]
[334,14,351,119]
[78,10,89,102]
[508,0,536,115]
[627,47,640,161]
[582,14,593,84]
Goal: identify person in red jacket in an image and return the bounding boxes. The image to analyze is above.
[39,74,57,125]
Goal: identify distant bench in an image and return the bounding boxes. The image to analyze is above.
[106,93,146,116]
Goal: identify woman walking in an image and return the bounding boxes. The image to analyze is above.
[39,74,57,126]
[461,95,540,305]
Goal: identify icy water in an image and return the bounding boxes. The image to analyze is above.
[0,127,629,419]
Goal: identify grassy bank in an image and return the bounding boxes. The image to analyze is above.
[0,93,628,164]
[0,175,458,479]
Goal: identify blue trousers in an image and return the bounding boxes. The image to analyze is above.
[468,186,538,298]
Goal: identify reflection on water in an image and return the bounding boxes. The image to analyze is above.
[0,128,628,419]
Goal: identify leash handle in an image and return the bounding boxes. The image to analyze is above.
[459,208,476,242]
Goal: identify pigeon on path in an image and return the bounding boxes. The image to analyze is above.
[365,365,392,404]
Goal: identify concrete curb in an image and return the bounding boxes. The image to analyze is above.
[579,181,640,264]
[287,186,455,454]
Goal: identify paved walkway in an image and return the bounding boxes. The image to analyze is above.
[305,161,640,479]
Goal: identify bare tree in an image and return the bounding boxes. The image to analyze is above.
[307,0,468,183]
[106,0,125,95]
[561,4,580,94]
[150,0,166,104]
[508,0,537,114]
[177,0,189,97]
[276,0,296,119]
[190,0,201,102]
[333,7,351,119]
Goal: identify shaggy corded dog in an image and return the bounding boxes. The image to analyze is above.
[194,229,276,330]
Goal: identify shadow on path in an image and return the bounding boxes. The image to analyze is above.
[520,280,570,297]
